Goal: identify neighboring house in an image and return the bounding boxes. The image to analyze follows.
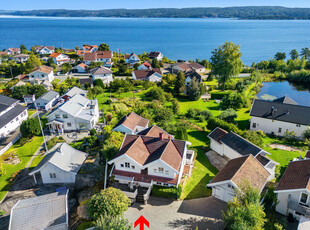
[138,62,152,70]
[113,112,149,134]
[23,95,36,105]
[72,63,88,73]
[10,54,29,63]
[83,51,113,67]
[10,81,27,91]
[137,125,174,139]
[37,79,53,90]
[185,70,202,85]
[6,48,21,55]
[188,62,206,73]
[148,51,164,61]
[108,131,193,187]
[79,78,93,88]
[171,62,205,74]
[208,127,278,180]
[64,86,88,98]
[28,65,54,83]
[132,69,162,82]
[49,53,70,65]
[207,155,270,203]
[9,190,69,230]
[250,96,310,138]
[15,74,29,82]
[36,46,55,55]
[83,44,98,53]
[275,158,310,221]
[125,53,140,64]
[89,66,113,85]
[45,94,99,133]
[29,143,88,184]
[34,90,59,111]
[0,95,28,139]
[83,52,97,65]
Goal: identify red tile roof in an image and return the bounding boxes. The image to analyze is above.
[49,53,61,58]
[30,65,54,74]
[137,125,173,139]
[114,112,149,132]
[84,52,97,61]
[133,69,162,80]
[97,51,113,59]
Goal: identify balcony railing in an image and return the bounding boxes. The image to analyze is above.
[288,197,310,218]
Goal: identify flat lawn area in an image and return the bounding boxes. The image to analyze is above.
[27,109,36,117]
[180,130,218,200]
[0,136,43,201]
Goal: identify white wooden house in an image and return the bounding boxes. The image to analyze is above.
[28,65,54,83]
[34,90,59,111]
[49,53,70,65]
[29,143,88,184]
[113,112,149,134]
[89,66,113,85]
[125,53,140,64]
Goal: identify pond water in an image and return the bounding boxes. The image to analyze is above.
[256,81,310,107]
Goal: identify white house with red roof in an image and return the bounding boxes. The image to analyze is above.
[49,53,70,65]
[125,53,140,64]
[83,45,98,53]
[28,65,54,83]
[138,62,152,70]
[83,51,113,67]
[72,63,89,73]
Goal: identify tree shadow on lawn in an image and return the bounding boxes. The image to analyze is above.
[187,131,210,145]
[168,216,225,230]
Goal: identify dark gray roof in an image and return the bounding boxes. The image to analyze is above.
[0,95,18,113]
[37,90,59,102]
[273,96,297,105]
[255,154,271,166]
[9,190,67,230]
[209,127,263,157]
[0,105,27,129]
[185,70,202,82]
[250,97,310,126]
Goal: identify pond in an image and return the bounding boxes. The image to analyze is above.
[256,81,310,107]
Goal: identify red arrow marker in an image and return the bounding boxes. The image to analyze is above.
[134,215,150,230]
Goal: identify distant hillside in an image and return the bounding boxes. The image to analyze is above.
[2,6,310,19]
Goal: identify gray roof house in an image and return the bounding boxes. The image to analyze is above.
[29,143,88,184]
[45,94,99,134]
[9,190,68,230]
[208,127,278,180]
[34,90,59,111]
[250,96,310,137]
[64,86,88,98]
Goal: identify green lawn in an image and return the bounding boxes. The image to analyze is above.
[27,109,37,117]
[0,136,43,201]
[180,130,218,200]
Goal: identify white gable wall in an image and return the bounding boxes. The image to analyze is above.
[0,110,28,139]
[148,73,162,82]
[113,155,142,173]
[250,116,308,138]
[211,182,236,203]
[147,160,176,179]
[39,162,76,184]
[29,70,54,83]
[113,124,133,134]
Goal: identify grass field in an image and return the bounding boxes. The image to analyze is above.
[27,109,37,117]
[0,136,43,201]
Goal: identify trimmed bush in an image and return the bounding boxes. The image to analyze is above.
[210,90,231,99]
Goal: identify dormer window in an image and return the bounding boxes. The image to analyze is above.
[300,193,308,205]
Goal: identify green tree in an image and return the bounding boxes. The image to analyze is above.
[289,49,299,60]
[224,183,266,230]
[61,63,72,74]
[187,77,201,101]
[242,130,264,148]
[300,47,310,61]
[274,52,286,61]
[175,127,188,141]
[89,62,103,69]
[93,79,105,89]
[221,93,248,110]
[174,71,185,95]
[218,109,237,122]
[210,42,243,90]
[20,118,42,138]
[20,44,28,54]
[151,59,161,68]
[95,214,132,230]
[87,187,131,220]
[171,98,179,114]
[24,54,42,73]
[303,128,310,140]
[88,86,104,99]
[98,43,110,51]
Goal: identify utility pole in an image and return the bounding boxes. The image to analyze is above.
[36,106,48,153]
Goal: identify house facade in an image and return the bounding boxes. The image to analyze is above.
[89,66,113,85]
[49,53,70,65]
[207,155,270,203]
[138,62,152,70]
[46,94,99,134]
[113,112,149,134]
[23,95,36,105]
[250,96,310,138]
[34,90,59,111]
[29,143,88,184]
[36,46,55,55]
[11,54,29,63]
[28,65,54,83]
[208,127,278,180]
[72,63,88,73]
[108,130,193,187]
[125,53,140,64]
[148,51,164,61]
[0,95,28,139]
[275,158,310,221]
[132,69,162,82]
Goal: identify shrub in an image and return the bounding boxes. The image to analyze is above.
[20,118,42,138]
[93,79,105,88]
[200,110,213,120]
[210,91,231,99]
[207,117,241,134]
[185,108,201,119]
[90,129,97,136]
[95,214,131,230]
[175,127,188,141]
[145,87,166,102]
[218,109,237,122]
[284,130,297,144]
[241,130,263,148]
[303,128,310,140]
[221,93,248,110]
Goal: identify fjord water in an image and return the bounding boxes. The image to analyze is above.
[1,17,310,64]
[257,81,310,106]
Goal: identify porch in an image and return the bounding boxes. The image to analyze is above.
[46,120,64,135]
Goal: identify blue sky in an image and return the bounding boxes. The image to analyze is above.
[3,0,310,10]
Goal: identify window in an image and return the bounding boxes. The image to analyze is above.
[120,164,124,167]
[67,123,72,127]
[16,117,19,121]
[156,182,162,185]
[125,162,130,168]
[300,193,308,204]
[55,114,60,119]
[131,165,135,169]
[158,167,164,173]
[63,114,68,118]
[252,123,256,128]
[153,169,157,173]
[165,170,169,175]
[164,183,169,186]
[49,173,56,179]
[297,124,301,127]
[278,128,282,133]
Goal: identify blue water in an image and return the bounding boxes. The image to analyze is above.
[0,17,310,64]
[257,81,310,106]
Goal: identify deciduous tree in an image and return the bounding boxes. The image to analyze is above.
[98,43,110,51]
[289,49,299,60]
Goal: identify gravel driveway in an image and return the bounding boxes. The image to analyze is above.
[124,196,227,230]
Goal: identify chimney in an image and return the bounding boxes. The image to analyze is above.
[168,135,172,140]
[159,133,163,140]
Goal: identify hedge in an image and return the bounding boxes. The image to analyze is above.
[210,90,231,99]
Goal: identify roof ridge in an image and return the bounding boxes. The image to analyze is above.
[15,196,66,210]
[255,98,310,109]
[228,131,263,152]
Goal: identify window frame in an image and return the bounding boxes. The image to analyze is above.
[300,192,308,205]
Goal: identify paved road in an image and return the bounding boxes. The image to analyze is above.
[124,196,227,230]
